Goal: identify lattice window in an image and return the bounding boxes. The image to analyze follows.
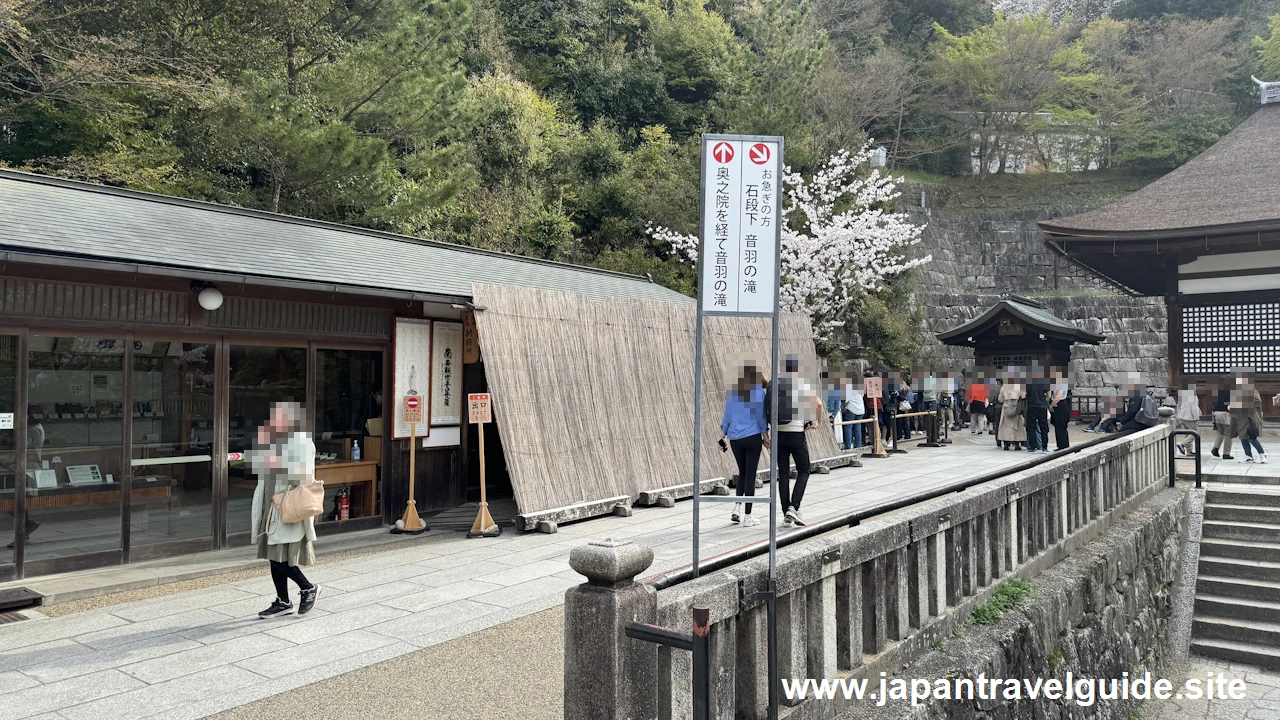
[1182,301,1280,374]
[991,355,1032,369]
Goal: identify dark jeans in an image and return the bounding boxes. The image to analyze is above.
[270,560,313,602]
[776,431,811,511]
[730,434,763,515]
[841,408,862,449]
[1026,407,1050,451]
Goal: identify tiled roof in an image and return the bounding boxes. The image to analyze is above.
[0,170,692,304]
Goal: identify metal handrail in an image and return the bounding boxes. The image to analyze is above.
[1169,429,1202,489]
[625,606,711,720]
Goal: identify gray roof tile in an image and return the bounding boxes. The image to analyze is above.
[0,170,692,305]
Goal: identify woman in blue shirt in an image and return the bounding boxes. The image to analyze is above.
[721,364,768,527]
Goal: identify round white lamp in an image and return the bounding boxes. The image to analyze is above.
[191,281,224,311]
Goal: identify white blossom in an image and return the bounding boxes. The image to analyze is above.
[649,143,930,344]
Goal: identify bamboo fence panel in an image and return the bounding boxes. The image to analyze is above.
[472,283,838,517]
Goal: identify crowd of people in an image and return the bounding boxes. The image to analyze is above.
[718,359,1276,533]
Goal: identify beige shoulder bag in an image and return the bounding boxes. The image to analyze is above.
[274,479,325,525]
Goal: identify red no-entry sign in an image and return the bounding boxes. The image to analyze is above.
[749,143,771,164]
[712,142,735,164]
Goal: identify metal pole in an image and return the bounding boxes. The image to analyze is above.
[692,307,705,578]
[692,606,711,720]
[766,136,784,720]
[692,136,710,580]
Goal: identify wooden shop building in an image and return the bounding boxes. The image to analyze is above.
[0,169,686,581]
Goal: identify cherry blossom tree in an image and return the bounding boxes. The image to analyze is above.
[648,143,930,345]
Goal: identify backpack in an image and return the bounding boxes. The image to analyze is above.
[765,377,796,426]
[1137,393,1161,427]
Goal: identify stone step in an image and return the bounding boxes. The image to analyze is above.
[1199,537,1280,563]
[1204,503,1280,525]
[1190,638,1280,670]
[1196,575,1280,603]
[1193,616,1280,647]
[1202,520,1280,543]
[1199,557,1280,583]
[1196,594,1280,624]
[1196,474,1280,487]
[1207,488,1280,508]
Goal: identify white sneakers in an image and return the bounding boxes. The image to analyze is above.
[743,516,760,527]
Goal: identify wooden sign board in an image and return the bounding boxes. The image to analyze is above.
[468,393,492,424]
[462,310,479,364]
[403,394,424,425]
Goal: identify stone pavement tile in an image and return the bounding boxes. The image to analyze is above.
[380,579,503,613]
[308,581,423,613]
[174,616,274,646]
[109,587,260,623]
[320,570,413,592]
[400,560,511,587]
[367,599,500,640]
[200,590,337,623]
[233,630,395,680]
[0,670,39,696]
[411,551,497,571]
[0,669,144,720]
[60,665,262,720]
[474,560,566,587]
[325,549,425,575]
[262,604,408,646]
[161,642,413,720]
[119,632,296,684]
[0,613,129,652]
[469,575,578,609]
[76,609,230,650]
[20,631,201,684]
[0,639,91,674]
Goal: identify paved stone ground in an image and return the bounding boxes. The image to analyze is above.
[1139,657,1280,720]
[0,432,1079,720]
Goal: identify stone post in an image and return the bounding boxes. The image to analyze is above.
[564,538,658,720]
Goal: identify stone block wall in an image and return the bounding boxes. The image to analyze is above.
[838,486,1189,720]
[902,197,1169,395]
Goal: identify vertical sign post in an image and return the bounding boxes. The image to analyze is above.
[467,393,501,538]
[394,394,428,534]
[693,134,783,720]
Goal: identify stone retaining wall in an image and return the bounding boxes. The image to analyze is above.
[903,201,1169,394]
[837,485,1189,720]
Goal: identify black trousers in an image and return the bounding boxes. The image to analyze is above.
[1025,407,1050,450]
[270,560,313,602]
[730,434,763,515]
[1053,421,1070,450]
[776,431,811,511]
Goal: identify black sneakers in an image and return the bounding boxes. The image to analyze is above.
[299,585,321,615]
[259,599,295,619]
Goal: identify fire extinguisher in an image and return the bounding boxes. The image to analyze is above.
[338,486,350,521]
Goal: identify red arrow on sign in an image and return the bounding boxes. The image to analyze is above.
[749,143,771,165]
[712,142,735,164]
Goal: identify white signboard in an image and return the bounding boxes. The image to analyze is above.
[700,135,782,315]
[393,318,432,440]
[430,321,463,426]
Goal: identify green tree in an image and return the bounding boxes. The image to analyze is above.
[1257,14,1280,78]
[930,13,1078,174]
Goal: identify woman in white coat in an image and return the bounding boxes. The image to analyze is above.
[251,401,320,618]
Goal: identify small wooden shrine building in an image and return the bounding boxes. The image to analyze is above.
[937,294,1104,369]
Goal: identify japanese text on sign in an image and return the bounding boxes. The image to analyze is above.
[700,137,781,314]
[403,394,424,425]
[468,393,492,424]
